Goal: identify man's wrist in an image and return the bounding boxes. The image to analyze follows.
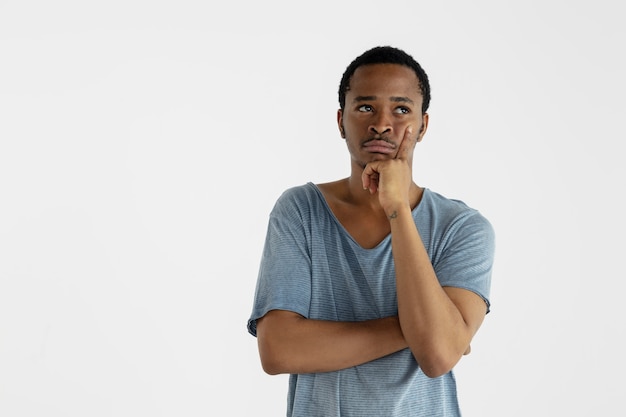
[386,205,411,221]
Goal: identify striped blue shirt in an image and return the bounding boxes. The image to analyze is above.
[248,182,495,416]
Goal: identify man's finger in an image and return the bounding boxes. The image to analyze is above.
[395,126,414,160]
[361,163,380,194]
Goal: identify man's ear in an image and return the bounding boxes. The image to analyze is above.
[337,109,345,138]
[416,113,429,142]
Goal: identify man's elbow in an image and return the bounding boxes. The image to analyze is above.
[258,348,286,375]
[419,362,453,378]
[256,310,306,375]
[260,360,283,375]
[257,335,293,375]
[413,350,461,378]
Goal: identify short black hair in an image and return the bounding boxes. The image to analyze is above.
[338,46,431,114]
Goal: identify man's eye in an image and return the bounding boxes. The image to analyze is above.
[394,107,410,114]
[358,105,373,112]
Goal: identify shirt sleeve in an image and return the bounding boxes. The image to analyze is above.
[433,211,495,313]
[247,193,313,337]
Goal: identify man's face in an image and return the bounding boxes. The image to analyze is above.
[337,63,427,169]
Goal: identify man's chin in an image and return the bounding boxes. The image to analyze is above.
[368,152,395,161]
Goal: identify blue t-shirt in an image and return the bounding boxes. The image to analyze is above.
[248,182,495,417]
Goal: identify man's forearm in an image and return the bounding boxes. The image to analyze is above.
[256,310,407,375]
[389,206,473,377]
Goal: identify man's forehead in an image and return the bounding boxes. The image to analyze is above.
[347,64,422,100]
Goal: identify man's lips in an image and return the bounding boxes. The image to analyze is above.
[362,139,396,154]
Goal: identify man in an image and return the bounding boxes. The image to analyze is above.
[247,46,495,416]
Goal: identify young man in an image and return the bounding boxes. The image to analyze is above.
[247,46,495,416]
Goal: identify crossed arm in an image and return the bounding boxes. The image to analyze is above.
[256,311,406,375]
[256,127,488,378]
[255,221,487,378]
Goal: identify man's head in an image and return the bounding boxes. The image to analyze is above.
[336,47,430,168]
[338,46,431,115]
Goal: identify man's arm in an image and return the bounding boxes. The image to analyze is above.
[389,206,487,377]
[362,126,488,378]
[255,310,407,375]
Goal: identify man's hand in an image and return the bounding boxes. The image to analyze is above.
[361,126,417,217]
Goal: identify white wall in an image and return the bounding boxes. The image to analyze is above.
[1,1,624,415]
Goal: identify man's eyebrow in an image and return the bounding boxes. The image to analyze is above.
[390,96,414,104]
[352,95,414,104]
[353,95,377,102]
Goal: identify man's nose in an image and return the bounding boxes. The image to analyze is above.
[369,112,392,135]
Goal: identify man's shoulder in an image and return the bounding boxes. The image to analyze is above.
[422,188,475,212]
[421,189,491,227]
[271,182,323,216]
[277,182,318,203]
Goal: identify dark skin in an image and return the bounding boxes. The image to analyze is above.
[256,64,485,378]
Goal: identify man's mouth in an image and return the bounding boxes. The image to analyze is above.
[362,139,396,154]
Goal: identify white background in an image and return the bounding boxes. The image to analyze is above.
[1,1,624,416]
